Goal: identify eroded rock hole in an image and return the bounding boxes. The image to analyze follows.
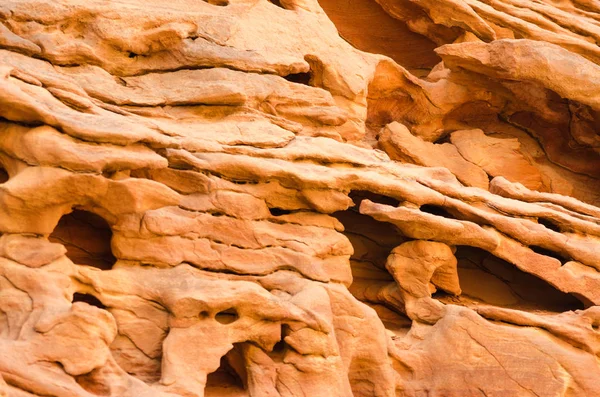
[271,338,286,354]
[268,324,289,362]
[284,71,312,86]
[433,134,452,144]
[333,192,409,332]
[454,247,583,312]
[419,204,454,219]
[203,0,229,6]
[268,0,285,8]
[215,308,239,324]
[348,190,400,208]
[49,210,116,270]
[334,208,405,272]
[268,207,293,216]
[73,293,106,309]
[0,166,8,184]
[333,191,404,271]
[205,345,246,396]
[538,217,561,233]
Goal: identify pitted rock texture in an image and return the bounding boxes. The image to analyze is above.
[1,0,600,396]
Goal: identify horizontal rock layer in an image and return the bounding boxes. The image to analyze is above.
[1,0,600,396]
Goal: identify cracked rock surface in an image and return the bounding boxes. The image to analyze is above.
[1,0,600,396]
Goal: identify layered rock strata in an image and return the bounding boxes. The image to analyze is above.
[1,0,600,396]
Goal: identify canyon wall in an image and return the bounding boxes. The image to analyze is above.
[1,0,600,396]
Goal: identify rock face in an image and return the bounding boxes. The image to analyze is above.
[1,0,600,396]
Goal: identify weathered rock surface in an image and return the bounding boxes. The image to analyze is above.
[1,0,600,396]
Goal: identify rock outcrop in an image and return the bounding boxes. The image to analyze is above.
[1,0,600,396]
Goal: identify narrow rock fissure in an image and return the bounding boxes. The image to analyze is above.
[0,166,8,184]
[268,207,293,216]
[529,245,570,265]
[419,204,455,219]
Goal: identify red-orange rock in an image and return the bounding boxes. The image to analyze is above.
[1,0,600,396]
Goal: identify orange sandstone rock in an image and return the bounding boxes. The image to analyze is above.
[1,0,600,396]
